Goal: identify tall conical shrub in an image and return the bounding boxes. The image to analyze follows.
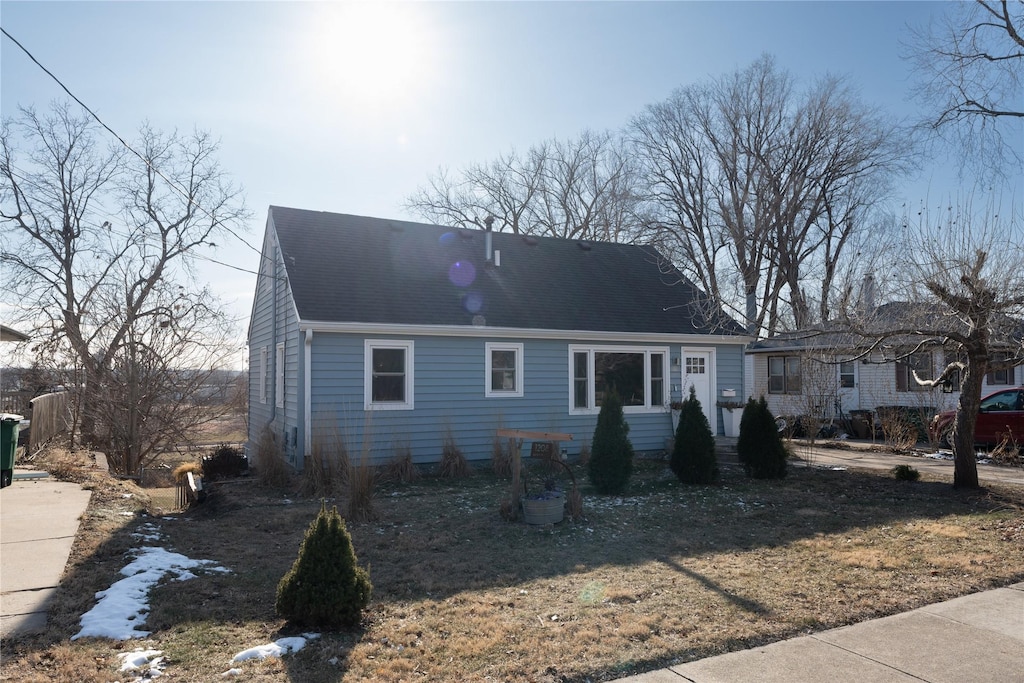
[276,502,372,629]
[736,397,760,471]
[588,391,634,494]
[737,396,787,479]
[670,385,718,484]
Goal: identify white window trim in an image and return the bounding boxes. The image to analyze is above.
[839,359,857,388]
[259,346,268,404]
[275,342,285,409]
[364,339,415,411]
[485,342,524,398]
[568,344,669,415]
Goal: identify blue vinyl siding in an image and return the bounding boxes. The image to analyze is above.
[247,226,301,464]
[711,342,744,432]
[304,333,746,466]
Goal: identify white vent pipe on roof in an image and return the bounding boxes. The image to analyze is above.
[484,215,495,264]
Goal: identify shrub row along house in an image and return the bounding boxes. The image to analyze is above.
[248,206,750,469]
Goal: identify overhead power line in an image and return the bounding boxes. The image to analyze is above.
[1,26,266,262]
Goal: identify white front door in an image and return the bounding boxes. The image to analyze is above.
[681,350,714,433]
[836,359,859,413]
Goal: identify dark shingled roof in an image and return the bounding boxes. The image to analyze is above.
[269,206,746,336]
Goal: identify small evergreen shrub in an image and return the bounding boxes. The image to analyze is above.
[670,386,718,484]
[588,391,634,494]
[891,464,921,481]
[737,397,787,479]
[276,503,372,629]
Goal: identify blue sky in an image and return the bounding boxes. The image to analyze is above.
[1,1,1017,356]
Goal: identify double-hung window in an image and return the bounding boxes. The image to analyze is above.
[896,351,932,392]
[485,342,524,397]
[570,345,667,413]
[768,355,802,394]
[365,340,414,410]
[987,351,1013,385]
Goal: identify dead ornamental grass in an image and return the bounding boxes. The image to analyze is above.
[2,458,1022,683]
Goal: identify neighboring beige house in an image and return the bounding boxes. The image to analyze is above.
[744,306,1023,426]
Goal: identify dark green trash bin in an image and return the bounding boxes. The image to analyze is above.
[1,413,23,488]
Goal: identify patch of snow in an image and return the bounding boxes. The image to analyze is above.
[231,633,320,662]
[132,523,163,544]
[117,648,165,681]
[72,547,230,641]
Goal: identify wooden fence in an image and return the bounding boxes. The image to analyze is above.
[28,391,71,455]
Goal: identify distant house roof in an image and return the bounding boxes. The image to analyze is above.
[269,206,747,337]
[747,301,1024,354]
[0,325,29,342]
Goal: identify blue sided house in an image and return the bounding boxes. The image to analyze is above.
[247,206,751,469]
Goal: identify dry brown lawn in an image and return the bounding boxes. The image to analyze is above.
[2,453,1022,683]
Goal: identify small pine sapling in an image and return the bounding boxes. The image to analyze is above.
[588,391,634,494]
[670,386,718,484]
[736,397,760,471]
[276,503,372,629]
[738,396,787,479]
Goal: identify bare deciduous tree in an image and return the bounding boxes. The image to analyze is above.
[1,102,248,476]
[631,55,914,335]
[841,199,1024,489]
[407,130,644,243]
[906,0,1024,177]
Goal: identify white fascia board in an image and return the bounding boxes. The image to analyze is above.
[299,320,753,345]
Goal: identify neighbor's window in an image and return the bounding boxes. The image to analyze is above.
[944,349,967,390]
[486,342,523,398]
[896,351,932,392]
[275,342,285,409]
[987,351,1013,385]
[570,346,667,412]
[364,340,414,410]
[768,355,801,395]
[839,361,856,389]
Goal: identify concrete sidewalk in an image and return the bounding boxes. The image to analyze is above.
[614,583,1024,683]
[0,471,92,639]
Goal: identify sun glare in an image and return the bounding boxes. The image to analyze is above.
[298,3,439,113]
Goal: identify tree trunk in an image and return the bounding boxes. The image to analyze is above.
[951,358,984,489]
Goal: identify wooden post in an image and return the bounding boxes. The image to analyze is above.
[496,430,573,521]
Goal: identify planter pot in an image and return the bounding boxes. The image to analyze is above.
[723,408,742,437]
[522,493,565,524]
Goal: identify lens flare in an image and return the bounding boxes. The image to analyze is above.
[448,260,476,287]
[462,291,483,313]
